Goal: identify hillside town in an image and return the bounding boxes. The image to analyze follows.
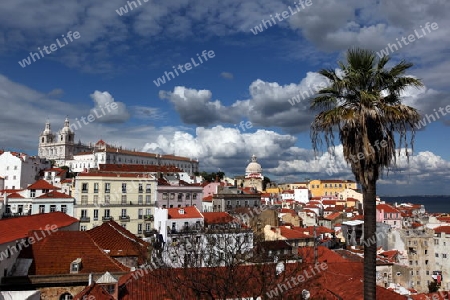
[0,119,449,299]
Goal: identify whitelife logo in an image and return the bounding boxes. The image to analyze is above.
[18,31,81,68]
[376,22,439,58]
[153,50,215,87]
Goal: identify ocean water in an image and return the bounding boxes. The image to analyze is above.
[381,195,450,214]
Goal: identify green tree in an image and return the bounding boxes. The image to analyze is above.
[310,48,422,299]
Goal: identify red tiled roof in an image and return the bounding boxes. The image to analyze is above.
[26,180,60,190]
[324,212,342,220]
[6,192,24,199]
[202,212,235,225]
[302,226,334,235]
[277,226,313,239]
[377,204,401,214]
[322,200,337,205]
[74,282,115,300]
[36,191,73,199]
[168,206,203,219]
[61,179,73,184]
[0,212,78,244]
[0,189,23,194]
[434,226,450,234]
[21,230,129,275]
[346,197,359,202]
[87,221,149,264]
[202,195,213,202]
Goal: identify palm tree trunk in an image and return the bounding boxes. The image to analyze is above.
[362,179,377,300]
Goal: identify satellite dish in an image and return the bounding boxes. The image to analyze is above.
[275,261,285,275]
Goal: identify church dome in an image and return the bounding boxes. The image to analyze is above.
[60,117,73,134]
[245,154,262,174]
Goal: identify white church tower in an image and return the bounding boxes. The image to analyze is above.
[38,118,75,164]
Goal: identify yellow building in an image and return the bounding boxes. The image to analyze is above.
[74,173,158,236]
[308,179,357,197]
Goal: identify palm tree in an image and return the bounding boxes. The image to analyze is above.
[310,48,422,299]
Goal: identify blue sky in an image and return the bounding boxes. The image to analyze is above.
[0,0,449,196]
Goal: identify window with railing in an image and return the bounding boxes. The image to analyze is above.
[104,195,110,204]
[138,183,143,193]
[93,183,99,193]
[138,195,143,204]
[145,195,151,204]
[81,195,88,205]
[146,184,151,193]
[82,183,88,193]
[105,183,111,193]
[122,183,127,193]
[121,195,127,204]
[93,195,98,205]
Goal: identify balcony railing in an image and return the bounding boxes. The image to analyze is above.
[144,215,154,221]
[80,216,90,222]
[119,215,130,222]
[102,216,114,221]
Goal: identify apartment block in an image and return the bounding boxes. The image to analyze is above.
[73,173,158,237]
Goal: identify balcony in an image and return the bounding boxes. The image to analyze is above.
[102,216,114,221]
[144,230,154,237]
[119,215,130,222]
[80,216,91,222]
[144,215,154,222]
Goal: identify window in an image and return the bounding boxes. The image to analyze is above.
[93,195,98,205]
[59,293,73,300]
[104,209,110,217]
[82,183,88,193]
[138,223,142,234]
[81,195,88,205]
[146,223,151,231]
[443,254,447,258]
[121,209,127,217]
[178,193,183,202]
[170,193,175,200]
[105,183,111,193]
[192,193,197,200]
[104,195,110,204]
[122,183,127,193]
[425,250,428,255]
[138,209,143,219]
[138,183,143,193]
[436,253,439,257]
[39,205,45,213]
[426,271,430,275]
[50,205,56,212]
[93,183,99,193]
[94,209,98,221]
[121,195,127,204]
[61,205,67,213]
[162,193,168,200]
[146,209,151,215]
[14,166,17,170]
[12,176,16,180]
[146,184,151,193]
[30,189,36,197]
[138,195,143,204]
[186,193,191,200]
[145,195,151,204]
[81,210,87,218]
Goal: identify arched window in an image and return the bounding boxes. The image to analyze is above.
[59,292,73,300]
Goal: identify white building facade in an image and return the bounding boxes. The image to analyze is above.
[0,151,50,190]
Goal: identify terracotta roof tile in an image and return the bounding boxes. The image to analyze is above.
[74,282,115,300]
[0,212,78,244]
[202,212,235,225]
[87,221,149,264]
[26,180,60,190]
[21,231,129,275]
[167,206,202,219]
[434,226,450,234]
[36,191,73,199]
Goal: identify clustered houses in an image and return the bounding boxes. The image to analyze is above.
[1,125,450,298]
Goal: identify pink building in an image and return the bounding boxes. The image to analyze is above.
[376,204,402,229]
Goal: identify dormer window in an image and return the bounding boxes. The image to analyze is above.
[179,209,184,214]
[70,258,82,274]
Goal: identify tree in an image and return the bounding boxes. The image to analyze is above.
[310,48,422,299]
